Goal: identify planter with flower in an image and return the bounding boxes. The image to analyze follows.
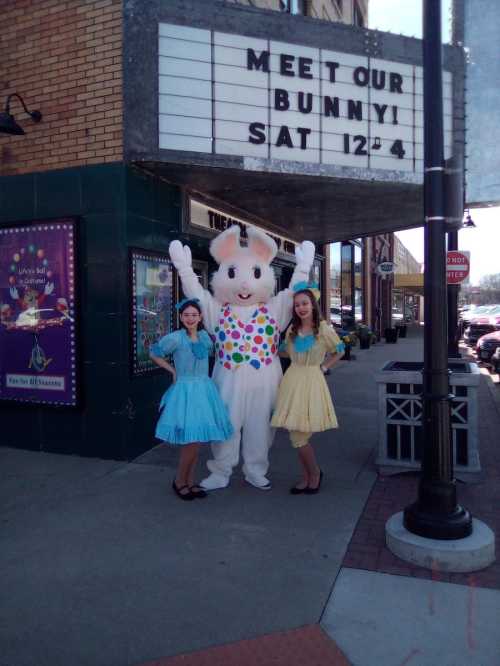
[340,333,354,360]
[356,324,373,349]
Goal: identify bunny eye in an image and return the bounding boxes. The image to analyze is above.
[227,266,236,279]
[253,266,262,279]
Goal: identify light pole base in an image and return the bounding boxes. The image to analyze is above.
[404,500,472,540]
[386,512,495,573]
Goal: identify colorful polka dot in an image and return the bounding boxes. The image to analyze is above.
[245,324,254,333]
[231,331,240,339]
[265,325,274,336]
[250,359,261,369]
[254,336,263,344]
[232,352,243,363]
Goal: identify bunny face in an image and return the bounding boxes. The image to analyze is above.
[210,225,278,307]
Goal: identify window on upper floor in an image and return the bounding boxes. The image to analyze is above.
[353,0,364,27]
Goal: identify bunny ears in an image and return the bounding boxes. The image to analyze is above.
[210,225,278,264]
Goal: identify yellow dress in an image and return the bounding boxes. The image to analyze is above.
[271,321,342,433]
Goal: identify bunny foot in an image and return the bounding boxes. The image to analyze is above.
[200,473,229,491]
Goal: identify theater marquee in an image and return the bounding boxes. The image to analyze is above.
[158,23,453,174]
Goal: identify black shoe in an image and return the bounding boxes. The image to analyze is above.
[189,485,208,499]
[290,485,308,495]
[305,470,323,495]
[172,480,195,501]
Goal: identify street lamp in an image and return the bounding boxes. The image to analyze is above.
[0,93,42,136]
[403,0,472,540]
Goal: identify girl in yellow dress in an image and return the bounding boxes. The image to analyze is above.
[271,283,345,494]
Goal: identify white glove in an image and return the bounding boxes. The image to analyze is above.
[9,287,19,300]
[169,240,192,271]
[44,282,54,296]
[295,240,315,270]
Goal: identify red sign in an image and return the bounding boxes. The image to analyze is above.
[447,251,470,284]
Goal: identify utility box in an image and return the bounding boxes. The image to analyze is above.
[375,360,481,476]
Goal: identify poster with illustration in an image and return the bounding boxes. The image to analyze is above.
[0,219,78,406]
[130,249,173,375]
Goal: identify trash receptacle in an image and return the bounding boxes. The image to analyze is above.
[375,360,481,476]
[395,324,407,338]
[384,327,398,344]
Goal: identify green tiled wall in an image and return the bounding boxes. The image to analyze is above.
[0,163,183,460]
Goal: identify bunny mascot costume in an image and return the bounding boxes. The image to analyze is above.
[169,226,315,491]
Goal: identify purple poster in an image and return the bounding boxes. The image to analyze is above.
[0,219,78,406]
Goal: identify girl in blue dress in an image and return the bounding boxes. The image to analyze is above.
[150,298,233,501]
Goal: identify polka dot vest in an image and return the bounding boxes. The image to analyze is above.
[214,304,280,371]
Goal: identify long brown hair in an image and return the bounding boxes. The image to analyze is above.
[289,289,322,339]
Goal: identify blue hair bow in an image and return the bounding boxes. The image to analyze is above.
[175,297,200,310]
[292,281,319,293]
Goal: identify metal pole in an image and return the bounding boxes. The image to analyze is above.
[403,0,472,540]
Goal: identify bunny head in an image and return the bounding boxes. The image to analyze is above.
[210,225,278,306]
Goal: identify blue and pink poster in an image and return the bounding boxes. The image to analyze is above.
[0,219,78,406]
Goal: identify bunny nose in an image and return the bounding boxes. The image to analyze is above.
[241,282,250,291]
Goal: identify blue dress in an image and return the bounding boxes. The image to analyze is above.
[150,329,233,445]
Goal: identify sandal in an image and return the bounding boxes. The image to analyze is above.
[172,480,194,501]
[189,485,208,499]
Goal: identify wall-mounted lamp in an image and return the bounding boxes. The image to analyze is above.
[463,209,476,228]
[0,93,42,136]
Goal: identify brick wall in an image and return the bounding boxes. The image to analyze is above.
[0,0,123,175]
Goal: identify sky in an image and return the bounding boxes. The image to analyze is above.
[369,0,500,286]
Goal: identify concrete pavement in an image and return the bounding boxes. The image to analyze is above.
[1,326,499,666]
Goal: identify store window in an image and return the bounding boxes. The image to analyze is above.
[354,242,363,323]
[341,242,354,327]
[329,243,341,325]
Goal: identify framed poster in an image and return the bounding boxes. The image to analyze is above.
[0,218,78,406]
[130,249,173,376]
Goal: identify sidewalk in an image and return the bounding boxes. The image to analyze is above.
[1,327,498,666]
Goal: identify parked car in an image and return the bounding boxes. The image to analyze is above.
[460,304,498,328]
[464,306,500,346]
[492,346,500,374]
[476,330,500,363]
[330,306,357,329]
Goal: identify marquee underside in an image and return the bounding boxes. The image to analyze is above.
[141,159,424,243]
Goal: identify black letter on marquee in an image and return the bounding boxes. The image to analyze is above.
[280,54,295,76]
[373,103,388,123]
[298,92,313,114]
[298,57,313,79]
[324,96,339,117]
[296,127,311,149]
[348,99,363,121]
[247,49,270,72]
[392,106,399,125]
[353,66,369,86]
[325,61,340,83]
[248,122,266,144]
[275,125,294,148]
[371,69,386,90]
[390,72,403,93]
[274,89,290,111]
